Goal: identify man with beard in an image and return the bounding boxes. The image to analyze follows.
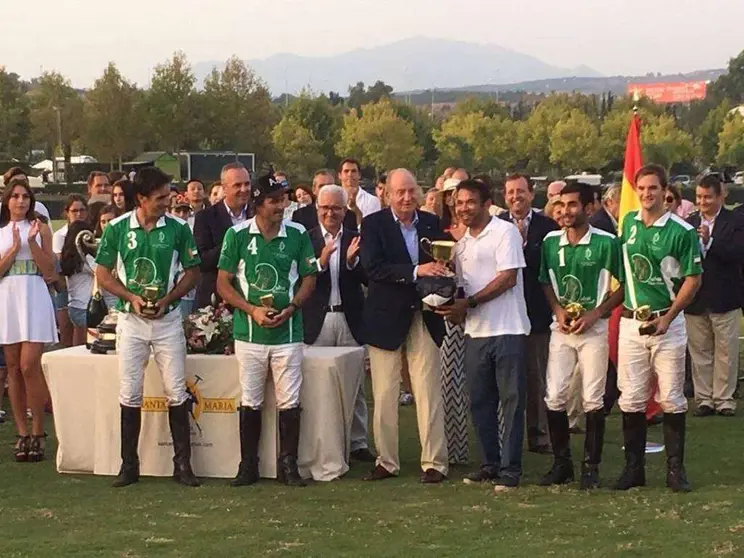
[438,179,530,491]
[537,182,623,489]
[217,172,318,488]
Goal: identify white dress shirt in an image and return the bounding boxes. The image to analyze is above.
[224,201,248,226]
[320,225,343,306]
[353,187,382,218]
[699,207,721,257]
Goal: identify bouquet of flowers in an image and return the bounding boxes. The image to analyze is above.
[183,302,234,355]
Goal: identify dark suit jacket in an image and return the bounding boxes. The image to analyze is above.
[686,207,744,315]
[292,204,357,233]
[303,226,367,345]
[499,210,559,334]
[360,209,448,350]
[589,207,617,235]
[193,202,251,309]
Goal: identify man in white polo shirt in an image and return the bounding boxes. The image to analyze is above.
[438,179,530,491]
[338,158,381,226]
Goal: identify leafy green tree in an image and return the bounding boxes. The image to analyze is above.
[0,69,30,159]
[549,109,602,171]
[392,101,438,167]
[335,100,421,172]
[452,97,510,120]
[642,114,697,170]
[145,51,199,155]
[29,72,84,184]
[347,81,394,110]
[521,95,572,172]
[696,99,732,165]
[201,56,276,161]
[83,63,142,168]
[708,49,744,104]
[283,91,343,165]
[716,113,744,167]
[271,116,326,181]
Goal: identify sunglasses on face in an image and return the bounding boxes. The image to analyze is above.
[665,196,675,203]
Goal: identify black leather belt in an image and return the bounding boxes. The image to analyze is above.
[325,305,344,312]
[621,308,669,321]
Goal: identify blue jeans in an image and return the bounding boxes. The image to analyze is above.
[464,334,527,481]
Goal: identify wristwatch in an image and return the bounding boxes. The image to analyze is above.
[467,296,478,309]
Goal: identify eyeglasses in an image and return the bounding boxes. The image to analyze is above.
[318,205,344,213]
[69,208,88,214]
[665,196,675,203]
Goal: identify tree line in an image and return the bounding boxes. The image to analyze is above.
[2,49,744,184]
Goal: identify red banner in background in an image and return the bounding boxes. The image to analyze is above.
[626,81,707,104]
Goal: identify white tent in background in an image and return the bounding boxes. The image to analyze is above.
[32,155,98,172]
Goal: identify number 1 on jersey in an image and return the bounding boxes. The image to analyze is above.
[558,247,565,267]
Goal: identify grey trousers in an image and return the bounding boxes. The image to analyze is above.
[525,332,550,447]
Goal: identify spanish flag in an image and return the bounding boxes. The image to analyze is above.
[608,112,642,367]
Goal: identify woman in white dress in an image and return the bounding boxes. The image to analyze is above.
[0,177,58,462]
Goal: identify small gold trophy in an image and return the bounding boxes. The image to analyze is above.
[260,294,278,318]
[420,238,457,275]
[636,305,656,335]
[564,302,585,327]
[140,285,161,317]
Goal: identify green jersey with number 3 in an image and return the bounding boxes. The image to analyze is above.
[95,211,201,313]
[218,218,317,345]
[539,226,621,311]
[619,210,702,312]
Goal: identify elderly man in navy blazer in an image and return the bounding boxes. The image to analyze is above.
[687,174,744,417]
[303,184,374,463]
[360,168,450,484]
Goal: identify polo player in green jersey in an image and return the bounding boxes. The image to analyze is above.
[96,167,202,488]
[614,165,702,492]
[538,182,624,490]
[217,173,317,487]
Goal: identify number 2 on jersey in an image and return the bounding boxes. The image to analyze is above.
[627,225,638,245]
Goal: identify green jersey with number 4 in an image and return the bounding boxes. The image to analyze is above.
[218,218,317,345]
[95,211,201,313]
[539,226,621,311]
[619,210,702,312]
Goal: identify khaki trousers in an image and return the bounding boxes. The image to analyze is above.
[685,309,741,412]
[368,312,448,475]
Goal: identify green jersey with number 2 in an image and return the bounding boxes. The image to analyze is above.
[619,210,702,312]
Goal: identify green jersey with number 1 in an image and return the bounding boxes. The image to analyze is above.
[619,210,702,312]
[539,226,621,311]
[218,218,317,345]
[95,211,201,313]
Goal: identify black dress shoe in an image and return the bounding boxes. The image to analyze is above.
[693,405,715,417]
[350,448,377,462]
[717,408,735,417]
[362,465,395,481]
[420,468,446,484]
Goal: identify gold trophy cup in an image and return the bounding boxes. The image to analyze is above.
[140,285,161,317]
[420,238,456,275]
[564,302,585,327]
[260,294,278,318]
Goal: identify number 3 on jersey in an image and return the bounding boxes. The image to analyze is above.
[127,231,137,250]
[247,237,258,256]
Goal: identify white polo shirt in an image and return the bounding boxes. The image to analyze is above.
[454,216,531,338]
[354,187,381,217]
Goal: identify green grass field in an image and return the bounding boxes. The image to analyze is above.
[1,390,744,558]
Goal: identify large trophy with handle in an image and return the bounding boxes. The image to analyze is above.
[416,237,458,309]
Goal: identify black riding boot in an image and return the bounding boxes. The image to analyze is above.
[277,407,306,487]
[231,407,262,487]
[538,410,574,486]
[580,409,606,490]
[612,412,646,490]
[113,405,141,488]
[664,413,691,493]
[169,401,200,487]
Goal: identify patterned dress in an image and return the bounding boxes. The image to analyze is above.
[441,318,469,465]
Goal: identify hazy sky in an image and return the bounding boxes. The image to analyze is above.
[3,0,743,88]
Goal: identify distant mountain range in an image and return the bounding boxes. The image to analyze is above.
[193,37,603,95]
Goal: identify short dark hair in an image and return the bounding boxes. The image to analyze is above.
[377,173,387,186]
[338,158,361,174]
[560,182,595,208]
[634,164,667,189]
[133,167,172,203]
[698,173,723,196]
[504,172,533,192]
[455,179,491,205]
[186,179,205,188]
[472,173,494,190]
[87,171,109,187]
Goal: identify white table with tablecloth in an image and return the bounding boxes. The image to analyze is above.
[42,345,365,482]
